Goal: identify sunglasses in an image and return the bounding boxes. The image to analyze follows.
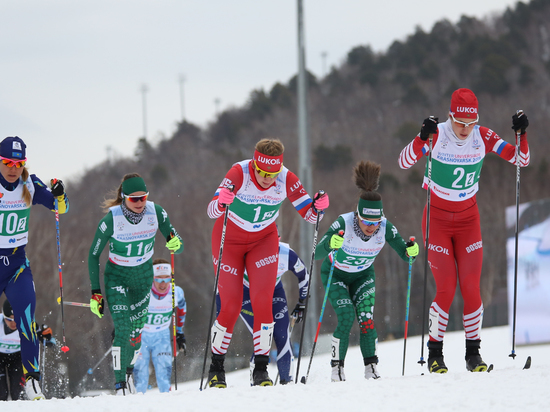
[124,193,149,203]
[154,277,171,284]
[4,316,15,322]
[357,214,382,227]
[450,113,479,128]
[0,156,27,168]
[254,161,281,179]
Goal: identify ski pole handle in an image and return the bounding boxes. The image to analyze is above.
[406,236,416,247]
[220,185,235,208]
[313,190,325,213]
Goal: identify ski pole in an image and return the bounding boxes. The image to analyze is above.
[40,339,46,396]
[54,197,70,353]
[77,347,113,391]
[56,297,90,308]
[199,185,233,391]
[418,125,435,366]
[301,230,343,384]
[169,235,178,390]
[294,190,325,384]
[402,236,416,376]
[510,110,524,360]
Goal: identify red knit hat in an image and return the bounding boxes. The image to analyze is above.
[449,88,478,118]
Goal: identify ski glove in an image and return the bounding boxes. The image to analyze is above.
[218,187,235,206]
[90,292,104,319]
[511,111,529,134]
[313,192,329,211]
[329,233,344,249]
[176,333,187,354]
[50,179,65,197]
[291,300,306,323]
[166,236,182,252]
[420,116,439,141]
[406,241,419,258]
[38,325,56,347]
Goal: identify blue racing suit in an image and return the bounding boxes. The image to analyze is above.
[133,284,186,393]
[0,174,68,380]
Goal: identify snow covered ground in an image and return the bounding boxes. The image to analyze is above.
[3,326,549,411]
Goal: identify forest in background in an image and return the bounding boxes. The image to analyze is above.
[5,0,550,395]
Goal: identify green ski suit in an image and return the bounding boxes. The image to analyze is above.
[88,201,182,384]
[315,212,409,363]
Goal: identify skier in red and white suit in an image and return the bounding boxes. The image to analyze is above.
[206,138,329,387]
[398,88,530,373]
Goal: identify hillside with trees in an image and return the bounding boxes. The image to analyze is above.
[16,0,550,395]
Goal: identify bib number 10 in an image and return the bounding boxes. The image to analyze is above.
[0,213,27,234]
[452,167,476,189]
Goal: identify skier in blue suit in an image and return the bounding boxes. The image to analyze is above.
[133,258,186,393]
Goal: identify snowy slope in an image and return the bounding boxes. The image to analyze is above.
[3,326,549,411]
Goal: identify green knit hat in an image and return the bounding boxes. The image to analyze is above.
[122,176,147,195]
[357,198,383,219]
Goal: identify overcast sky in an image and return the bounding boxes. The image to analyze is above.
[1,0,521,183]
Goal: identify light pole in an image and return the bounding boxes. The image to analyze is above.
[296,0,316,354]
[179,74,186,122]
[140,83,148,139]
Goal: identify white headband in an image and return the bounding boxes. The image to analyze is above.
[154,263,171,277]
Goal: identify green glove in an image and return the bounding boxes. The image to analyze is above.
[90,292,104,319]
[329,233,344,249]
[406,242,419,258]
[166,236,182,252]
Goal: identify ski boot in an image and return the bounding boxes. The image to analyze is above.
[331,360,346,382]
[126,367,136,394]
[24,372,45,400]
[115,381,128,396]
[427,341,448,373]
[208,354,227,388]
[364,356,381,379]
[252,355,273,386]
[465,339,488,372]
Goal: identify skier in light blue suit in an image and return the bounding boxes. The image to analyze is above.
[133,258,186,393]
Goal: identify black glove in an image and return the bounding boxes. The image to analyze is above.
[291,300,306,323]
[511,111,529,134]
[50,179,65,197]
[38,325,56,347]
[38,324,52,341]
[420,116,439,141]
[176,333,186,354]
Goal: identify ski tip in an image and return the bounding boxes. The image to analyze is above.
[487,364,494,373]
[523,356,532,370]
[300,376,306,384]
[61,345,70,353]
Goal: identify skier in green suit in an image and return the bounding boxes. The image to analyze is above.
[315,161,418,382]
[87,173,183,395]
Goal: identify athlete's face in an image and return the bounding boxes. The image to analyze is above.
[153,275,171,293]
[450,115,478,140]
[357,215,382,236]
[3,316,17,331]
[254,168,277,189]
[124,191,148,213]
[0,161,24,183]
